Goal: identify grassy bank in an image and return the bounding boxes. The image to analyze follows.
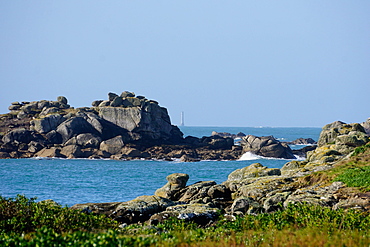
[1,195,369,246]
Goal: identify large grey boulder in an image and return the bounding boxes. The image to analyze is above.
[113,195,175,224]
[177,181,217,203]
[57,96,68,105]
[76,133,102,148]
[56,117,100,143]
[98,100,183,145]
[71,195,175,224]
[155,173,189,200]
[231,196,263,215]
[60,145,83,158]
[30,114,66,133]
[2,129,43,145]
[99,135,126,154]
[240,135,296,159]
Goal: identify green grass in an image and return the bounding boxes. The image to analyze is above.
[297,142,370,191]
[1,195,369,246]
[334,166,370,190]
[351,142,370,156]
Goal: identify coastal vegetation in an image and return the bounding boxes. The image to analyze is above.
[0,195,369,246]
[297,143,370,191]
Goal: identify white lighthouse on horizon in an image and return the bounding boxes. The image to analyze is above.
[180,111,184,126]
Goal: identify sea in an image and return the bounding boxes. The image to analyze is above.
[0,126,321,207]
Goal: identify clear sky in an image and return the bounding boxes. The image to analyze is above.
[1,1,369,127]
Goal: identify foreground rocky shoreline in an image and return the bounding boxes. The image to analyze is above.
[70,119,370,226]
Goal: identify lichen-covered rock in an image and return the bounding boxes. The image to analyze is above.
[177,181,217,202]
[235,176,293,202]
[231,196,263,215]
[149,203,219,226]
[108,92,119,101]
[317,121,368,147]
[333,192,370,211]
[307,121,369,164]
[71,202,122,216]
[263,191,291,213]
[207,184,231,200]
[155,173,189,200]
[283,182,343,208]
[280,160,308,176]
[227,163,281,181]
[112,195,175,224]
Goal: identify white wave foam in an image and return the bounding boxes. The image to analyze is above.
[238,152,263,160]
[293,155,306,161]
[239,152,302,161]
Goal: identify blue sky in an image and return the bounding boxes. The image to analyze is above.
[1,1,369,127]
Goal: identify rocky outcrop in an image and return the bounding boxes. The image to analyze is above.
[0,92,188,159]
[307,121,369,164]
[239,135,296,159]
[361,118,370,136]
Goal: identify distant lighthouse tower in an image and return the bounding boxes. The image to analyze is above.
[180,111,185,126]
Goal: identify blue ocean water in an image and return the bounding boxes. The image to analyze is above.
[0,126,321,207]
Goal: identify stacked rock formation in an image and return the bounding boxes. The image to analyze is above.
[0,92,183,159]
[0,92,247,160]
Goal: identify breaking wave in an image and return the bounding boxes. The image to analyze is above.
[238,152,305,161]
[238,152,264,160]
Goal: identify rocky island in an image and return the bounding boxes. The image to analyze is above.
[0,91,303,161]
